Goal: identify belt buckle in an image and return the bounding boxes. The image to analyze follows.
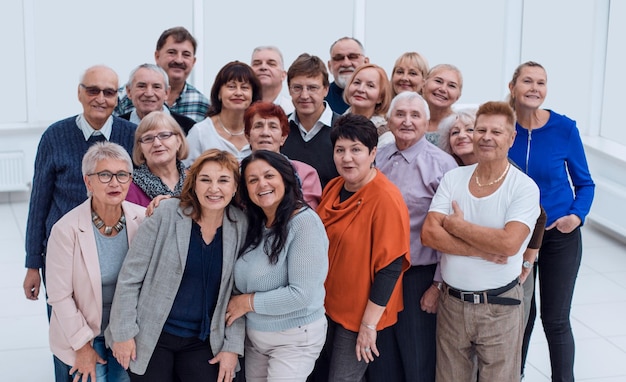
[460,291,481,304]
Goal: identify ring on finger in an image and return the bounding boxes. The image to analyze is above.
[364,347,371,352]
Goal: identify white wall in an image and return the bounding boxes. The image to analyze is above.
[0,0,624,237]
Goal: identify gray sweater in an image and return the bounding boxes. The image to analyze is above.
[234,208,329,332]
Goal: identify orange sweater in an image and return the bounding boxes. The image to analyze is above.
[317,170,410,332]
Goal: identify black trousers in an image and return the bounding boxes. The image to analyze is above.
[366,264,437,382]
[129,331,218,382]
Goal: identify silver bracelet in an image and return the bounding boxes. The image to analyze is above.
[361,322,376,331]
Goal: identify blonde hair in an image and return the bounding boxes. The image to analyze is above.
[132,111,189,166]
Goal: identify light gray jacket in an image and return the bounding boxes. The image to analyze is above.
[105,199,247,375]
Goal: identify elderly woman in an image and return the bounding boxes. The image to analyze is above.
[508,61,595,381]
[225,150,328,381]
[315,114,411,381]
[185,61,262,164]
[342,64,393,146]
[46,142,145,382]
[370,92,457,381]
[390,52,429,97]
[107,149,248,382]
[422,64,463,146]
[437,107,478,166]
[126,111,189,207]
[244,101,322,208]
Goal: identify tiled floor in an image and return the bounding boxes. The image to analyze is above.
[2,198,626,381]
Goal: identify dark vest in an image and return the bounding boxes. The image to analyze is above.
[119,111,196,135]
[281,112,340,188]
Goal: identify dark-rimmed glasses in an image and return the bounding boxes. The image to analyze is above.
[137,131,175,144]
[80,84,118,98]
[331,53,362,62]
[87,171,132,184]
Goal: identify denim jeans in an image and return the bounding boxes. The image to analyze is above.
[538,227,582,382]
[66,336,129,382]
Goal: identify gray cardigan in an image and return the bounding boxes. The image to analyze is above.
[105,199,248,375]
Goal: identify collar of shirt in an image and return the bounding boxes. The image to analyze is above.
[288,101,334,142]
[129,106,171,125]
[386,135,428,164]
[76,114,113,141]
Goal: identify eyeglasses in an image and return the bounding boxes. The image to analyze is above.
[80,84,118,98]
[331,53,362,62]
[289,84,322,94]
[88,171,132,184]
[138,131,175,144]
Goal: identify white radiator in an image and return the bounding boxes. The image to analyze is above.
[0,151,29,192]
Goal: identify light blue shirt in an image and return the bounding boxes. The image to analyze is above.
[76,114,113,141]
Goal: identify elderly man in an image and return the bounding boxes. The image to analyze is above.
[325,37,369,114]
[369,92,457,382]
[422,101,540,382]
[281,53,340,188]
[250,46,294,115]
[116,26,209,122]
[118,63,196,134]
[22,65,136,382]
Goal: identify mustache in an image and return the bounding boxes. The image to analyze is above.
[169,62,187,70]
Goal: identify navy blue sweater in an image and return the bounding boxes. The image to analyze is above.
[25,116,136,268]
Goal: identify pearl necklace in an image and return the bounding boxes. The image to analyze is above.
[217,116,245,136]
[475,162,510,187]
[91,210,126,235]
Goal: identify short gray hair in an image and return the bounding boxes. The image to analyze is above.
[251,46,285,69]
[126,63,169,89]
[82,141,133,178]
[387,91,430,121]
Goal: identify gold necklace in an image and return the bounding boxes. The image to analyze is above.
[91,210,126,235]
[475,163,510,187]
[217,116,245,136]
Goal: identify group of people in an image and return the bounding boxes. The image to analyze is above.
[21,25,595,382]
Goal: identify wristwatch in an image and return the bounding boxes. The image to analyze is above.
[522,260,532,269]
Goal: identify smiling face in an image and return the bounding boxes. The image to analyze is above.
[449,117,476,165]
[509,65,547,110]
[392,62,425,95]
[219,80,253,112]
[154,36,196,86]
[473,114,516,163]
[346,67,382,117]
[388,97,428,149]
[247,115,286,152]
[289,74,329,120]
[251,48,286,90]
[194,161,237,214]
[139,128,182,169]
[333,137,377,192]
[328,39,368,88]
[85,159,131,209]
[244,159,286,221]
[78,66,119,129]
[127,67,170,118]
[423,68,462,110]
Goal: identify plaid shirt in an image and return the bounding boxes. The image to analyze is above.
[114,82,209,122]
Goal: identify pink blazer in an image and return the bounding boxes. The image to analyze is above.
[46,198,145,366]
